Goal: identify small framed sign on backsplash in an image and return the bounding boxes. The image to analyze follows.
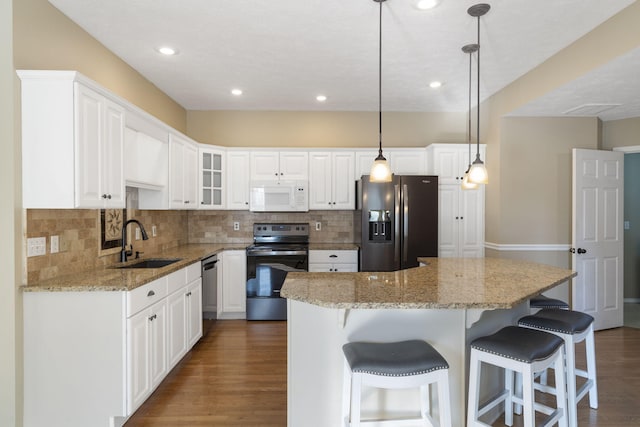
[100,208,126,255]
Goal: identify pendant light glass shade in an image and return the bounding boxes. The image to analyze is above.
[370,152,392,182]
[461,172,478,190]
[468,156,488,184]
[467,3,490,185]
[369,0,392,183]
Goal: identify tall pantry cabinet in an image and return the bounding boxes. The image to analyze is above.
[426,144,485,258]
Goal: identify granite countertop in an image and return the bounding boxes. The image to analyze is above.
[280,257,577,310]
[22,243,248,292]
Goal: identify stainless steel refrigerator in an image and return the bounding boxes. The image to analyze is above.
[358,175,438,271]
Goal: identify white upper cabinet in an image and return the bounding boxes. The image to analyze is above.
[226,150,251,210]
[388,148,427,175]
[354,148,426,179]
[250,151,309,181]
[309,151,355,210]
[19,71,125,208]
[426,143,485,185]
[169,133,198,209]
[198,146,225,209]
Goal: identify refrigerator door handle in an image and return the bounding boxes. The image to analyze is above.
[403,184,409,264]
[394,184,401,266]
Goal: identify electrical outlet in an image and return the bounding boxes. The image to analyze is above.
[233,222,240,231]
[152,225,157,237]
[27,237,46,257]
[624,221,630,230]
[50,235,59,254]
[315,222,321,231]
[135,227,141,240]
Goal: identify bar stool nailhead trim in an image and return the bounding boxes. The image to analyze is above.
[342,340,452,427]
[468,326,568,427]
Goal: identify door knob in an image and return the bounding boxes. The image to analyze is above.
[577,248,587,254]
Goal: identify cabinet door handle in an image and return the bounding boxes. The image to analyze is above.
[186,291,192,297]
[107,194,112,200]
[329,254,337,258]
[102,194,107,199]
[147,290,155,297]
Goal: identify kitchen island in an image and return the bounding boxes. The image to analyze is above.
[280,257,576,427]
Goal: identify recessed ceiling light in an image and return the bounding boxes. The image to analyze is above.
[415,0,440,10]
[231,88,243,96]
[429,81,443,89]
[316,95,327,102]
[157,46,178,56]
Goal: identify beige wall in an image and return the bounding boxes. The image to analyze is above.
[483,1,640,267]
[1,0,22,424]
[602,117,640,149]
[13,0,187,132]
[498,117,599,245]
[187,110,466,147]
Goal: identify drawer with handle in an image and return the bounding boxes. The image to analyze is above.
[127,276,169,317]
[308,250,358,264]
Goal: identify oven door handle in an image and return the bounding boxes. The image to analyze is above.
[247,250,308,256]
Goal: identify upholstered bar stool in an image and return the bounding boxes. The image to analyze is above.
[467,326,567,427]
[518,309,598,427]
[342,340,451,427]
[530,294,570,311]
[527,295,569,387]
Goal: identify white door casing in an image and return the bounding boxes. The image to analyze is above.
[572,148,624,330]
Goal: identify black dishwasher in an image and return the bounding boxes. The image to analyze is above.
[201,254,218,319]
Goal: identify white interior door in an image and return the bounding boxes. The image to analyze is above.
[572,148,624,330]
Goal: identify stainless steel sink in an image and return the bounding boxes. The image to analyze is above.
[116,258,182,269]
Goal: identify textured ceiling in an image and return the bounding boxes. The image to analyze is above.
[48,0,636,119]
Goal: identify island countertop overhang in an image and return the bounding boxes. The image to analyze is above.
[280,257,577,310]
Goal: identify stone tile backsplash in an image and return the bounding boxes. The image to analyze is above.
[26,208,356,283]
[26,208,188,284]
[188,210,357,244]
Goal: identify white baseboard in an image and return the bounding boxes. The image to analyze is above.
[485,242,571,252]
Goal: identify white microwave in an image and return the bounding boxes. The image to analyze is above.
[249,180,309,212]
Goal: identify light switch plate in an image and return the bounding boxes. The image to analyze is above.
[50,235,59,254]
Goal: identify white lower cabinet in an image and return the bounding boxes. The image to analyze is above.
[127,298,168,413]
[23,263,203,427]
[218,250,247,319]
[438,184,484,257]
[308,249,359,272]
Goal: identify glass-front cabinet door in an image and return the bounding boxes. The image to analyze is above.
[199,147,225,209]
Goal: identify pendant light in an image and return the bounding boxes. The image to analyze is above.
[369,0,392,183]
[461,43,479,190]
[467,3,490,185]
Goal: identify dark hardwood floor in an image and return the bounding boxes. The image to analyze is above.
[125,320,640,426]
[125,320,287,426]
